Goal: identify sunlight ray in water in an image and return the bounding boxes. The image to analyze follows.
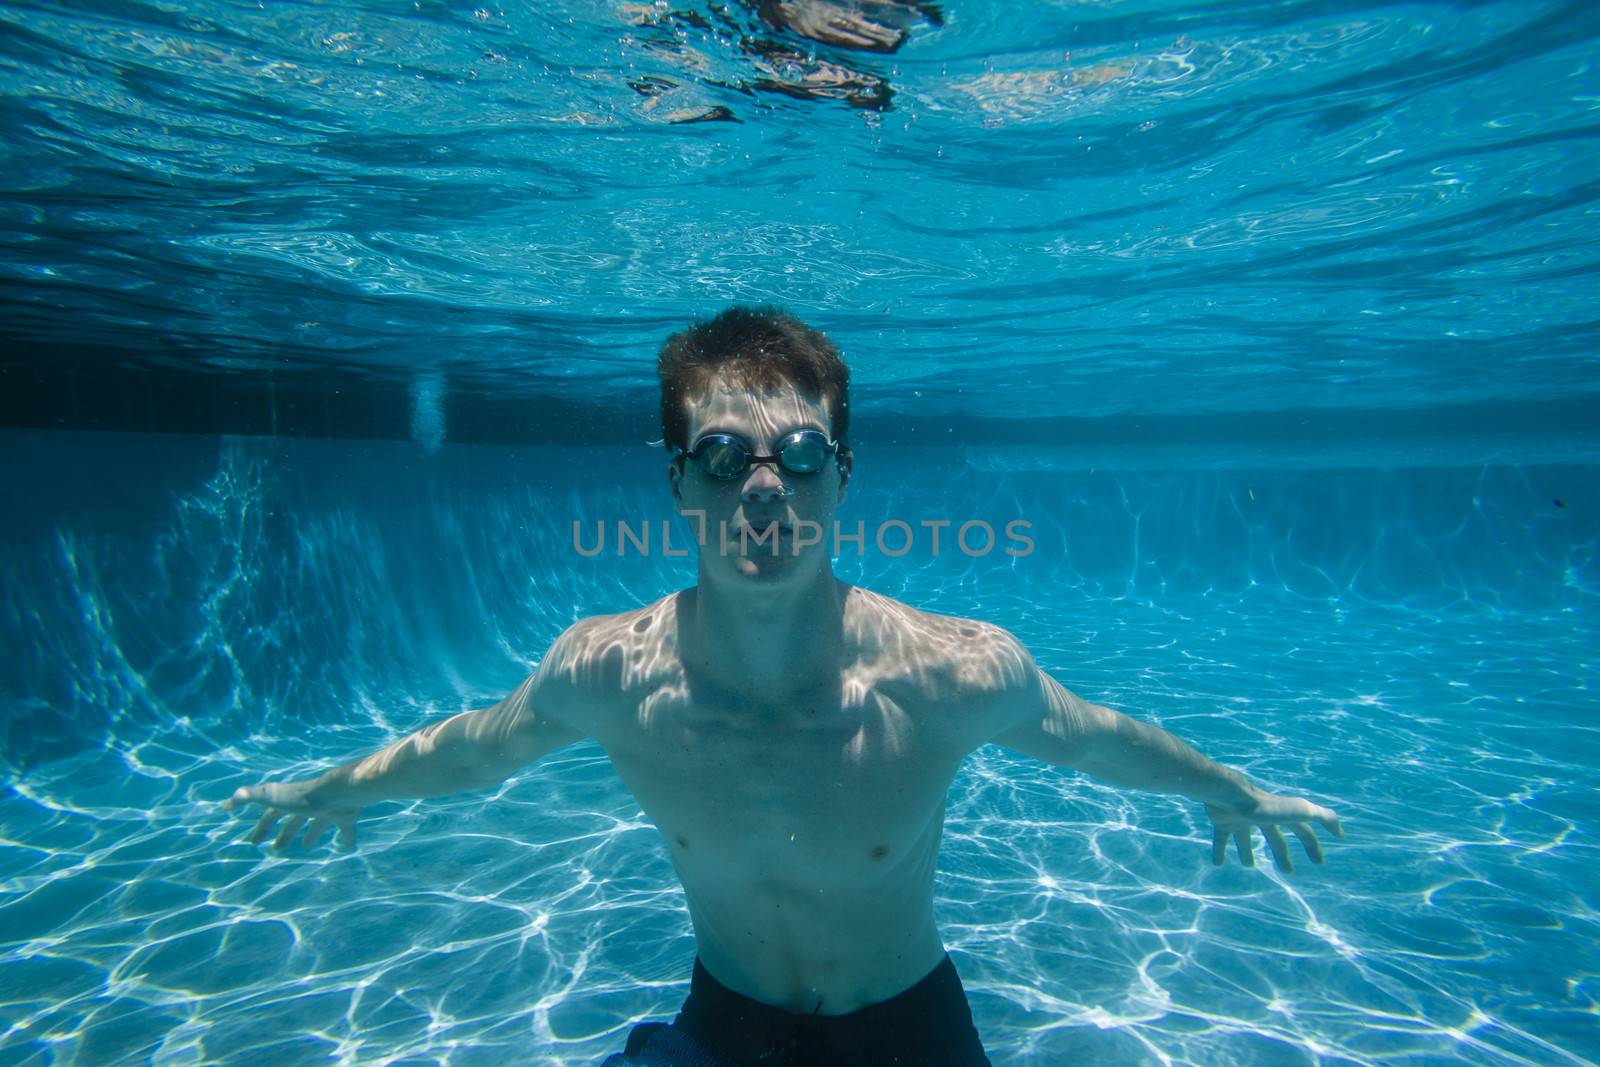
[1,434,1596,1063]
[2,0,1599,1064]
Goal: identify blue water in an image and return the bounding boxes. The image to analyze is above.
[3,436,1595,1064]
[3,0,1599,1065]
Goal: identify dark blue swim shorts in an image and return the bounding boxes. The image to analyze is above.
[599,954,992,1066]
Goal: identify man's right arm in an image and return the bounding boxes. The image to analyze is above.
[323,668,585,803]
[226,623,596,851]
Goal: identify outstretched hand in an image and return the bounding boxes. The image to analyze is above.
[225,774,361,852]
[1206,790,1343,873]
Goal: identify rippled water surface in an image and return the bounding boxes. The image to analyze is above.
[3,0,1598,420]
[2,1,1599,1065]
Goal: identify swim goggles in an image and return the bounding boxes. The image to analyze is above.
[678,429,840,481]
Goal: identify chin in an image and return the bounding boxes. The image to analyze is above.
[726,545,815,582]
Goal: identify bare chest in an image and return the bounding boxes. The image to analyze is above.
[593,676,963,885]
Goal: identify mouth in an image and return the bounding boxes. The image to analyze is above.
[740,519,794,541]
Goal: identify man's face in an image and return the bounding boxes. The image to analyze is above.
[669,369,850,583]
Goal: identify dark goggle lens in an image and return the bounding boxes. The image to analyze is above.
[777,434,827,473]
[697,439,749,478]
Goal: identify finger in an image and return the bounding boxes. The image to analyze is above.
[1298,803,1344,838]
[1233,829,1255,867]
[1289,822,1325,864]
[304,819,329,849]
[337,818,358,851]
[1212,826,1227,866]
[273,819,307,851]
[249,809,283,845]
[1263,825,1293,873]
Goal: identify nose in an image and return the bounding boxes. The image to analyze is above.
[741,461,794,503]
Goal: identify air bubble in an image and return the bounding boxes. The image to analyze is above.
[411,371,446,454]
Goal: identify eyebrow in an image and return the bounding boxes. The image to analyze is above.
[694,423,826,444]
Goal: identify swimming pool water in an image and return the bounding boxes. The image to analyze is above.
[3,0,1599,431]
[3,0,1599,1064]
[2,434,1595,1065]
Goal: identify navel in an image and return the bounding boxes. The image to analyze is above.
[676,834,690,850]
[870,845,889,860]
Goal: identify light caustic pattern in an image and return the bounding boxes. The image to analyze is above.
[1,434,1597,1065]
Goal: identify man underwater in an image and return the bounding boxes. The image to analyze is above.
[228,305,1343,1066]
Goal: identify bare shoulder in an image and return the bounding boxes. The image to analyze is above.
[538,593,684,704]
[841,584,1035,705]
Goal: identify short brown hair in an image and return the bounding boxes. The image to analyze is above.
[657,305,850,452]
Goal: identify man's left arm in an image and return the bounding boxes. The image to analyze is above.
[984,646,1344,872]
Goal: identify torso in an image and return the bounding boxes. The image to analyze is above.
[554,584,1026,1015]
